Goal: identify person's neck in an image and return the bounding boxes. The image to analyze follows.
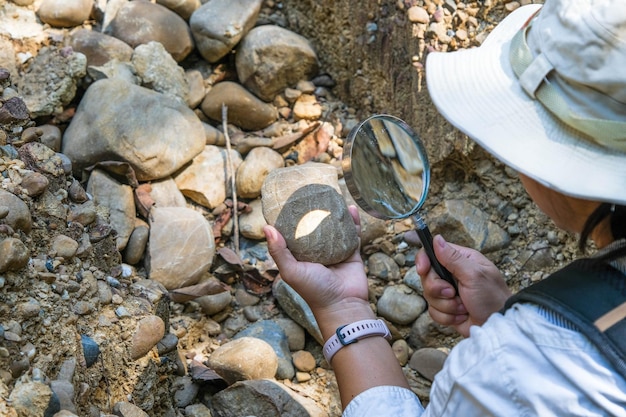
[591,216,614,249]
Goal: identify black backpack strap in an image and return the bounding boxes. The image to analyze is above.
[503,258,626,380]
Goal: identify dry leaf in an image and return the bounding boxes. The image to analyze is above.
[169,279,228,303]
[134,183,154,218]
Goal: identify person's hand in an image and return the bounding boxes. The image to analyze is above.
[263,205,374,332]
[416,235,512,337]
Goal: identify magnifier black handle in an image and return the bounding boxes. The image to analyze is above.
[415,223,458,295]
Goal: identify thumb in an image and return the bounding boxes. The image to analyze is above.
[433,234,467,280]
[264,225,299,275]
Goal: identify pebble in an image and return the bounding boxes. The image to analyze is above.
[105,1,194,62]
[376,284,427,325]
[234,320,294,380]
[130,315,166,360]
[0,237,29,273]
[146,206,215,290]
[235,146,284,199]
[368,252,402,281]
[174,145,242,209]
[236,25,320,102]
[189,0,263,63]
[292,350,316,372]
[0,189,31,233]
[208,337,278,384]
[196,291,232,316]
[36,0,93,28]
[409,348,448,381]
[201,81,278,131]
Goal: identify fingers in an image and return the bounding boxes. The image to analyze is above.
[263,225,299,276]
[416,247,457,298]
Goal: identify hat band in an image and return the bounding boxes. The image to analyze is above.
[509,23,626,152]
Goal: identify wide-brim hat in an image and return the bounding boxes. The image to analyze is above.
[426,1,626,205]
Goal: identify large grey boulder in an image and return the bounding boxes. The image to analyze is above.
[62,78,205,181]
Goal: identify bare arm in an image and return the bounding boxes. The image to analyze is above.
[263,207,410,408]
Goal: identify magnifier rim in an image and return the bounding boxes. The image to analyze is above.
[342,114,431,220]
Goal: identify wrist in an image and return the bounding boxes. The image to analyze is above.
[313,298,376,340]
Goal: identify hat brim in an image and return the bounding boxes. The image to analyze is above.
[426,4,626,205]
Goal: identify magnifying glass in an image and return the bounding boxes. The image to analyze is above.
[342,114,458,293]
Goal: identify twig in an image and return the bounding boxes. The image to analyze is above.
[222,104,240,255]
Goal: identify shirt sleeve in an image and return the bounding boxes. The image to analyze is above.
[342,385,425,417]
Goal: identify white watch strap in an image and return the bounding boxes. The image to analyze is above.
[323,319,391,364]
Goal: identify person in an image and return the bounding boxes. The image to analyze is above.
[263,0,626,415]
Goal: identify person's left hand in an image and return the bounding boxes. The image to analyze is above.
[263,205,373,324]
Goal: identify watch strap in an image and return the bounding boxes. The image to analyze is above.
[322,319,391,364]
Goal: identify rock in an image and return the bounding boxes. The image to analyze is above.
[113,401,150,417]
[132,41,190,105]
[407,6,430,23]
[146,206,215,290]
[367,252,401,281]
[430,199,510,253]
[148,177,188,208]
[403,267,424,294]
[130,315,166,360]
[292,94,322,121]
[236,146,284,199]
[185,69,205,109]
[8,378,53,417]
[392,339,410,366]
[172,375,200,408]
[196,289,232,316]
[36,0,93,28]
[18,46,86,118]
[50,234,79,259]
[409,347,448,381]
[208,337,278,384]
[274,318,306,351]
[123,221,149,265]
[62,78,205,181]
[292,350,316,372]
[189,0,263,63]
[262,162,358,265]
[70,28,134,67]
[234,320,294,380]
[272,278,322,345]
[36,124,63,152]
[238,199,266,240]
[18,142,66,177]
[0,189,31,233]
[236,25,319,102]
[86,169,136,251]
[67,200,97,226]
[201,81,278,131]
[19,172,48,197]
[173,145,242,209]
[104,1,194,62]
[209,379,327,417]
[0,238,29,273]
[156,0,201,20]
[376,284,427,325]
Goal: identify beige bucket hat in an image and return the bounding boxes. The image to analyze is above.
[426,0,626,205]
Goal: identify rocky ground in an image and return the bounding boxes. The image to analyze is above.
[0,0,581,417]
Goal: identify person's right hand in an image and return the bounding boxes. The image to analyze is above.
[416,235,512,337]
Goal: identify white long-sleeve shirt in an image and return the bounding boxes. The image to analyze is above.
[343,302,626,416]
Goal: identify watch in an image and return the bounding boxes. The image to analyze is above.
[322,319,391,364]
